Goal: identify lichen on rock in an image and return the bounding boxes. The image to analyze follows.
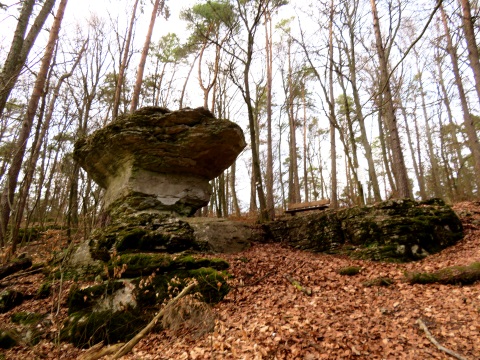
[269,198,463,262]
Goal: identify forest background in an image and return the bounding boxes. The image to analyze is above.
[0,0,480,254]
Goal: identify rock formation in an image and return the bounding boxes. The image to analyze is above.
[63,107,246,347]
[269,198,463,262]
[74,106,246,217]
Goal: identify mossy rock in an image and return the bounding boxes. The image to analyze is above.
[89,213,199,261]
[36,281,52,299]
[134,266,229,307]
[271,198,463,262]
[62,267,229,347]
[0,329,18,349]
[337,266,362,276]
[60,307,146,348]
[0,289,24,313]
[107,253,229,278]
[11,312,45,325]
[67,281,125,314]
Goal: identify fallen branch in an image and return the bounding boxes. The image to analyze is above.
[416,318,469,360]
[78,342,124,360]
[111,281,197,359]
[284,274,312,296]
[0,256,32,280]
[76,282,196,360]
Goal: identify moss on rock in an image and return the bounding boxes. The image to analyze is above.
[0,330,18,349]
[60,307,146,348]
[405,262,480,285]
[270,198,463,262]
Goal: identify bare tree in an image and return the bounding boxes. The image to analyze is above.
[0,0,68,250]
[369,0,410,198]
[112,0,140,119]
[0,0,57,118]
[130,0,166,112]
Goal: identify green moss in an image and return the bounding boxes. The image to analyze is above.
[11,312,44,325]
[36,281,52,299]
[60,308,146,348]
[337,266,362,276]
[0,330,17,349]
[114,253,172,277]
[0,290,24,313]
[406,262,480,285]
[115,228,148,251]
[362,277,394,287]
[189,267,230,303]
[67,281,125,314]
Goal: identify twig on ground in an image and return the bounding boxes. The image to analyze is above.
[284,274,312,296]
[416,318,469,360]
[111,281,197,359]
[77,342,124,360]
[76,282,196,360]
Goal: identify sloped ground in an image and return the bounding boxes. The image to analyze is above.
[1,202,480,359]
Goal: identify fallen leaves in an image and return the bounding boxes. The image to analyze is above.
[1,202,480,359]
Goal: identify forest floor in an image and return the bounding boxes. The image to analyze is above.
[1,202,480,359]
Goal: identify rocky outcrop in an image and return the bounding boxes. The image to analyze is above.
[65,107,247,348]
[74,106,246,217]
[269,198,463,262]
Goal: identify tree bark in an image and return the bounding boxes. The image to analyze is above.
[0,0,68,249]
[459,0,480,104]
[113,0,139,119]
[440,3,480,192]
[328,0,338,208]
[370,0,410,198]
[130,0,162,112]
[265,12,275,219]
[0,0,57,118]
[343,0,382,202]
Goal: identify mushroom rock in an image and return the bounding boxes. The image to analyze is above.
[74,106,246,217]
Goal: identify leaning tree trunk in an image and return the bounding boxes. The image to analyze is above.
[370,0,410,198]
[0,0,56,118]
[0,0,68,250]
[459,0,480,105]
[440,3,480,193]
[113,0,139,119]
[130,0,162,112]
[11,41,85,250]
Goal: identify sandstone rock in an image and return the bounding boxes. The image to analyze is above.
[74,107,246,216]
[269,198,463,262]
[185,218,256,253]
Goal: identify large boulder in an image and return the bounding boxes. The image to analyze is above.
[269,198,463,262]
[74,106,246,217]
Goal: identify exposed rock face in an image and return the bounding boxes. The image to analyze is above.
[74,106,246,216]
[269,198,463,262]
[65,107,247,348]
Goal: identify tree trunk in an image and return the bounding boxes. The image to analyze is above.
[11,42,85,249]
[130,0,162,112]
[0,0,67,250]
[418,71,441,197]
[0,0,57,118]
[230,162,241,217]
[440,3,480,192]
[459,0,480,104]
[370,0,410,199]
[113,0,139,119]
[328,0,338,208]
[265,12,275,218]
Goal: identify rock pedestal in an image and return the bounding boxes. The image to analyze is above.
[74,106,246,217]
[63,107,247,347]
